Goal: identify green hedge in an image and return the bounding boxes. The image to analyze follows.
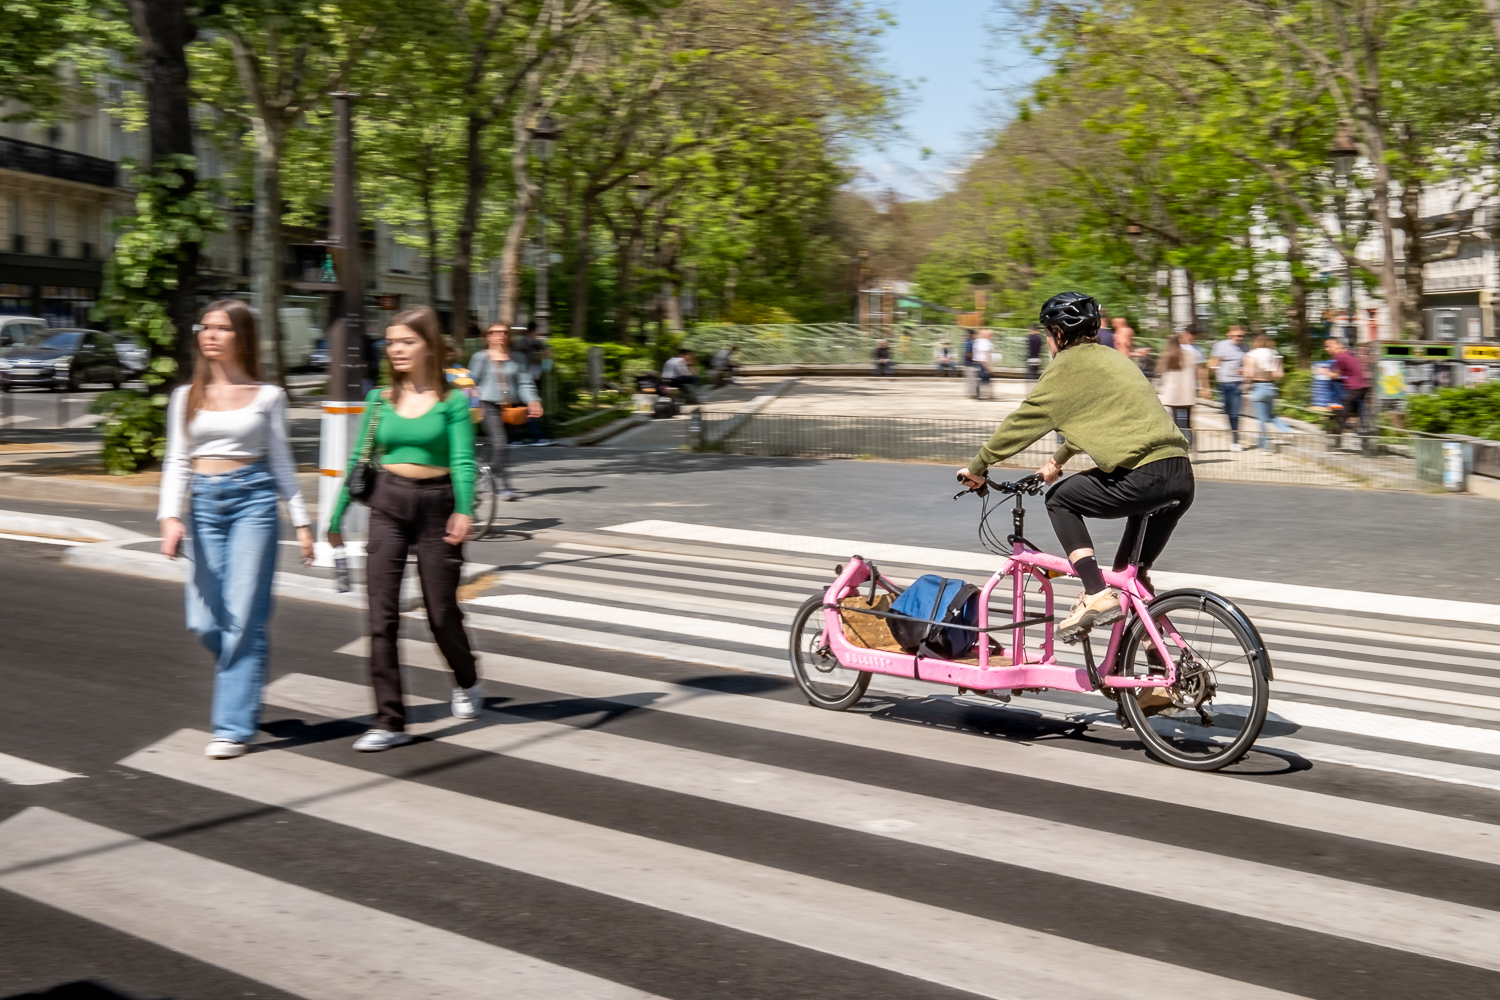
[1405,383,1500,440]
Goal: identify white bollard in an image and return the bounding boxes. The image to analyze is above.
[314,398,368,567]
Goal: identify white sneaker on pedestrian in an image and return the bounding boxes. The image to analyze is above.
[353,729,414,752]
[452,681,484,719]
[204,738,249,759]
[1230,442,1243,453]
[499,489,517,502]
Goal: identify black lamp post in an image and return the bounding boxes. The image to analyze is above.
[528,113,561,334]
[1331,122,1359,343]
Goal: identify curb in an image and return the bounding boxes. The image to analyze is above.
[560,412,651,447]
[0,509,149,542]
[59,537,496,612]
[697,377,799,448]
[0,470,160,510]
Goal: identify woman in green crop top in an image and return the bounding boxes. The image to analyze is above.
[327,305,481,753]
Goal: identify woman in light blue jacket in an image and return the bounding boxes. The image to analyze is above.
[469,322,540,501]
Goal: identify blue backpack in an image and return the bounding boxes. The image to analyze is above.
[888,575,981,660]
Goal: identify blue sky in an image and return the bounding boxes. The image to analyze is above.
[857,0,1042,198]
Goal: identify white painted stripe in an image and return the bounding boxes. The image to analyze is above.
[539,551,833,589]
[122,730,1307,1000]
[1252,617,1500,656]
[0,807,659,1000]
[0,532,90,546]
[261,672,1500,971]
[1267,677,1500,724]
[349,639,1500,867]
[983,694,1500,793]
[1270,652,1500,690]
[520,560,811,603]
[602,520,1500,626]
[0,751,83,785]
[493,572,794,625]
[1262,634,1500,672]
[467,594,791,649]
[553,541,835,578]
[457,611,791,676]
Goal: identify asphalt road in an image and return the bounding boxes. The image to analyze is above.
[2,522,1499,1000]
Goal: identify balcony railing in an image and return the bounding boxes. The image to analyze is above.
[0,135,117,188]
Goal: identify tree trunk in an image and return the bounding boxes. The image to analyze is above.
[614,221,640,343]
[251,120,286,384]
[570,192,595,338]
[450,112,487,342]
[496,102,536,329]
[1365,132,1405,340]
[1398,171,1424,339]
[125,0,198,388]
[1281,212,1311,365]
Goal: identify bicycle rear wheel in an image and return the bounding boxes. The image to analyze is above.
[469,465,497,542]
[1115,590,1270,771]
[789,595,870,710]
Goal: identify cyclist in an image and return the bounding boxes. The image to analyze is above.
[956,291,1194,640]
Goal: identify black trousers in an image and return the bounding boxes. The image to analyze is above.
[479,401,513,489]
[365,471,477,731]
[1044,456,1195,572]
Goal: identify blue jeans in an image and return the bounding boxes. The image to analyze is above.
[185,461,281,743]
[1249,382,1290,448]
[1219,382,1243,442]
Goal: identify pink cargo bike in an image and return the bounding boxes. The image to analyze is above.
[788,474,1273,771]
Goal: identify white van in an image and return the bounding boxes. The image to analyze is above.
[0,316,47,350]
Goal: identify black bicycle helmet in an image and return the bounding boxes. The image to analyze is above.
[1038,291,1101,348]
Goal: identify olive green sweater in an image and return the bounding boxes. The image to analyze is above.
[967,343,1188,476]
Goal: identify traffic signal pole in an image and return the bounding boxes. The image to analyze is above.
[315,91,367,565]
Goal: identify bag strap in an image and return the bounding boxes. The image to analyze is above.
[355,392,385,463]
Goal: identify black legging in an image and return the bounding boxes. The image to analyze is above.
[1044,457,1195,571]
[479,402,513,490]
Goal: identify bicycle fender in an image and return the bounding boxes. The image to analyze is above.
[1144,588,1274,682]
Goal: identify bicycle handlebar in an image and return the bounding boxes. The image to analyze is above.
[952,471,1045,501]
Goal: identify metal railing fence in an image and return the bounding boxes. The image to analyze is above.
[694,411,1440,491]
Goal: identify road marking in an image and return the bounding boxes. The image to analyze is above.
[262,672,1500,971]
[122,730,1309,1000]
[344,639,1500,867]
[553,541,834,578]
[538,551,833,590]
[602,520,1500,626]
[0,807,660,1000]
[0,751,83,785]
[456,600,1500,753]
[1269,652,1500,689]
[1251,617,1500,656]
[0,532,85,546]
[516,560,811,603]
[466,594,791,649]
[492,571,793,625]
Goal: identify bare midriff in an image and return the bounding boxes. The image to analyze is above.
[382,462,449,480]
[192,458,253,474]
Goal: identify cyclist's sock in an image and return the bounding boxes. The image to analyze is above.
[1073,556,1106,595]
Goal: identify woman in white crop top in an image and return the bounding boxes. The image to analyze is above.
[157,300,312,760]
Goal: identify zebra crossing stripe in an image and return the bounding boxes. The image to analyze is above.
[259,671,1500,972]
[0,751,83,785]
[348,639,1500,867]
[0,807,662,1000]
[120,729,1309,1000]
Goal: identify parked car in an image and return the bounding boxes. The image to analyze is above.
[0,315,47,350]
[0,329,127,392]
[110,332,149,375]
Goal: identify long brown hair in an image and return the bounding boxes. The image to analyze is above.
[186,299,260,424]
[1158,333,1185,373]
[386,305,449,403]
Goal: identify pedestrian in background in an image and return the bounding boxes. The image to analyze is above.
[872,339,894,376]
[158,300,312,760]
[1245,334,1290,449]
[1157,333,1197,448]
[1209,325,1246,452]
[1326,337,1369,442]
[1026,325,1044,382]
[933,339,955,375]
[1096,311,1115,349]
[327,304,481,753]
[663,347,700,402]
[1181,325,1208,397]
[1112,315,1135,357]
[972,328,995,399]
[470,322,540,503]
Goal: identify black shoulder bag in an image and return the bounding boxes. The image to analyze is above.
[346,393,384,504]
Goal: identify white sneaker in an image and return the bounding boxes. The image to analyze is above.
[353,729,414,752]
[452,681,484,719]
[1230,442,1243,452]
[204,738,249,759]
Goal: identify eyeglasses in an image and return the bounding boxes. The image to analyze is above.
[193,324,234,333]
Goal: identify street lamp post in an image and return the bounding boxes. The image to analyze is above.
[315,91,367,564]
[527,114,561,335]
[1331,122,1359,343]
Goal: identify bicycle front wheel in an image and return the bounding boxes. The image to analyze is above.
[789,595,870,710]
[469,466,497,542]
[1115,590,1270,771]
